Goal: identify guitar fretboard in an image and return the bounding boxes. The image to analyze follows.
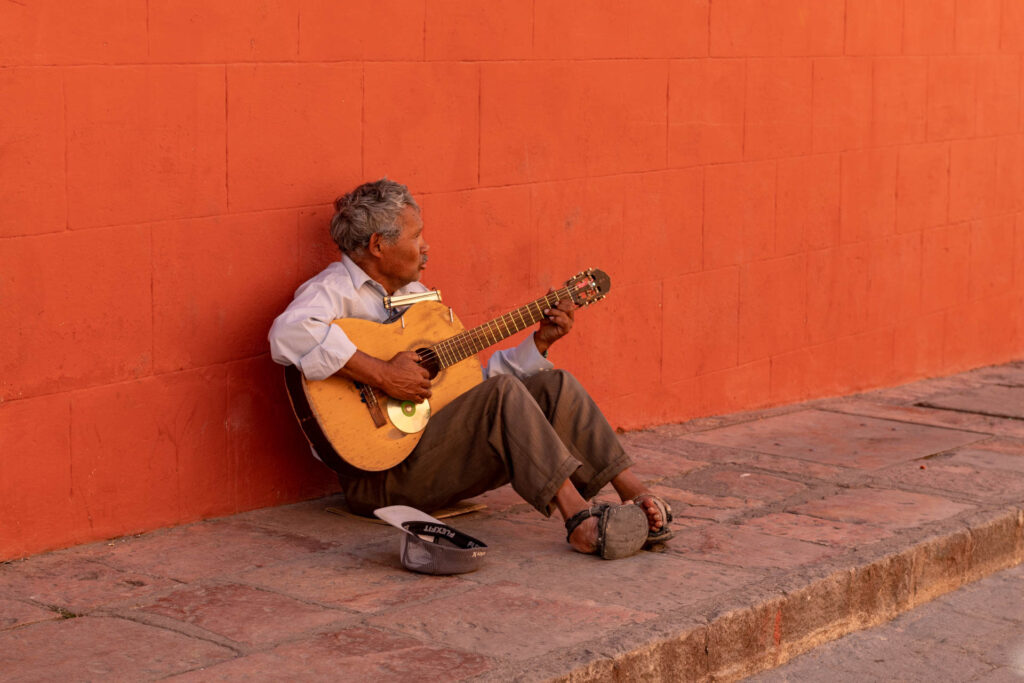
[427,286,573,369]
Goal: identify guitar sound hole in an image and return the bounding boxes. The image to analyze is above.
[416,347,440,379]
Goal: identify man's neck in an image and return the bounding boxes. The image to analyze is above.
[348,254,404,295]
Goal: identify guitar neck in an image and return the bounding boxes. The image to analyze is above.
[429,286,572,369]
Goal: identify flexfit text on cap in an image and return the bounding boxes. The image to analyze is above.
[374,505,487,575]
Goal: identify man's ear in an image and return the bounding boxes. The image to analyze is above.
[367,232,384,258]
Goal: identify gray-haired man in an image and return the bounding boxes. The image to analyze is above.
[269,179,672,559]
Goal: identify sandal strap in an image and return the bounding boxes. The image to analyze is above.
[633,493,673,523]
[564,503,608,543]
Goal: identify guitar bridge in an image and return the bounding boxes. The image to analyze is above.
[356,382,388,428]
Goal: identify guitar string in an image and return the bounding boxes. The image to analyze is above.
[415,285,584,369]
[417,289,562,366]
[422,287,569,365]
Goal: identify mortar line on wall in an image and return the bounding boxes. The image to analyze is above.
[772,160,779,254]
[869,56,877,159]
[477,66,482,185]
[699,165,707,270]
[149,223,156,386]
[531,0,536,55]
[66,396,73,503]
[61,71,69,231]
[842,0,848,55]
[0,146,1013,240]
[296,5,302,56]
[741,59,748,158]
[946,0,954,50]
[21,57,890,68]
[225,355,234,511]
[145,0,151,59]
[706,0,711,54]
[664,60,670,167]
[894,143,903,235]
[294,210,302,286]
[224,66,230,209]
[999,0,1006,53]
[527,182,534,288]
[360,64,366,177]
[924,56,932,148]
[421,0,427,60]
[900,0,906,54]
[3,353,284,411]
[809,60,816,161]
[801,248,810,348]
[972,55,980,139]
[733,263,741,368]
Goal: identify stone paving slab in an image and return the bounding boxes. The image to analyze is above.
[1,361,1023,682]
[919,385,1024,420]
[0,616,236,681]
[682,410,985,470]
[0,598,58,631]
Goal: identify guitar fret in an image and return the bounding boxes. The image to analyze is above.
[529,301,543,323]
[424,276,599,377]
[453,335,469,363]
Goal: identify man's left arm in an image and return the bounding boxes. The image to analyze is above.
[484,297,576,380]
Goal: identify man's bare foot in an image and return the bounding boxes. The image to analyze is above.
[633,494,665,533]
[610,469,666,533]
[568,515,598,554]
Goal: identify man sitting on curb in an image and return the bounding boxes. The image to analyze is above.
[269,178,672,559]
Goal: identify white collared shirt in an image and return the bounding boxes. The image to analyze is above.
[268,255,553,381]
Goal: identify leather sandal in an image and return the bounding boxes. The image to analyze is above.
[632,493,674,545]
[564,502,649,560]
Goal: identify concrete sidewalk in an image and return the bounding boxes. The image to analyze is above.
[2,362,1023,682]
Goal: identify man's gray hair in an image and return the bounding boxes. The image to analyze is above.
[330,179,419,255]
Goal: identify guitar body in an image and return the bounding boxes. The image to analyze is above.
[286,301,484,473]
[283,268,611,474]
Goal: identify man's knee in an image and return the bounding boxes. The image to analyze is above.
[528,368,584,396]
[480,373,533,404]
[483,372,522,392]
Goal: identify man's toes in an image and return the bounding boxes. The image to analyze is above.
[641,500,663,529]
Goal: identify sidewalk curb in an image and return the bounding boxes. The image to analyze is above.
[542,506,1024,682]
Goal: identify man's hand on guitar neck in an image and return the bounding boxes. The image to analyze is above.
[533,296,577,357]
[336,350,432,403]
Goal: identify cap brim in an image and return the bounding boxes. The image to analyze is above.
[373,505,445,534]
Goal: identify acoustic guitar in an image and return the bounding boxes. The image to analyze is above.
[284,268,611,474]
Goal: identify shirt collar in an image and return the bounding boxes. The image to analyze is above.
[340,254,381,293]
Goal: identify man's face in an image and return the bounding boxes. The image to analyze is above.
[378,205,429,289]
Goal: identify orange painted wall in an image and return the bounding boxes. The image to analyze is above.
[3,0,1023,560]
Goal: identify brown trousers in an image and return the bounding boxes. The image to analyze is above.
[339,370,632,516]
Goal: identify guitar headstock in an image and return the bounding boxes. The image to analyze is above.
[565,268,612,307]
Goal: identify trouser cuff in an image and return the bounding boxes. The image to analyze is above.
[578,451,634,502]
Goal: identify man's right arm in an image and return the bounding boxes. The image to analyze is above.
[268,284,430,401]
[268,283,357,380]
[334,350,431,402]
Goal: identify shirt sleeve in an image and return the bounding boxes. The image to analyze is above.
[484,333,555,380]
[268,283,357,381]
